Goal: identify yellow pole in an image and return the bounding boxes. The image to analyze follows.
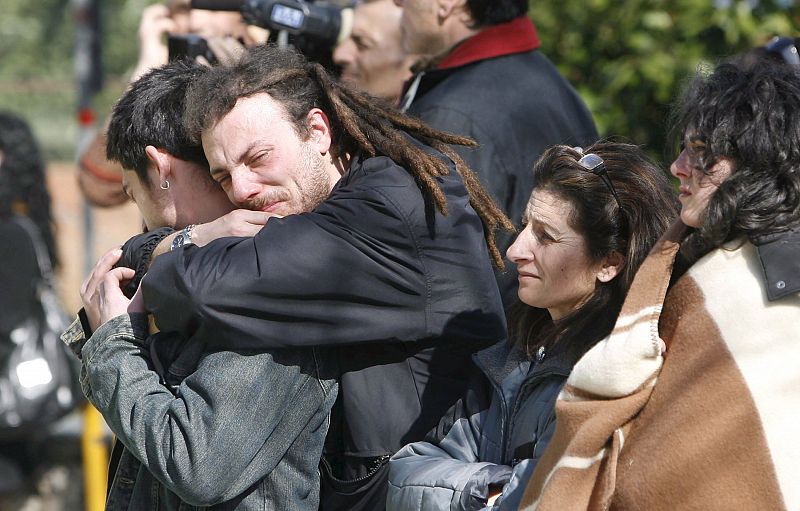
[81,404,108,511]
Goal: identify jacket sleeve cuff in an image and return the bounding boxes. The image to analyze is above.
[459,464,513,511]
[79,313,150,403]
[60,312,89,359]
[119,228,174,298]
[81,313,150,361]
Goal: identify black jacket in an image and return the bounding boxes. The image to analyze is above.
[142,145,506,509]
[403,16,598,306]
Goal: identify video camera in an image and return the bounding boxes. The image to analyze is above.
[168,34,218,64]
[184,0,353,67]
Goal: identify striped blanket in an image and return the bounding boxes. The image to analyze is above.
[519,221,800,510]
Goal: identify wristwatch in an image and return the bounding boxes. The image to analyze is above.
[170,224,196,251]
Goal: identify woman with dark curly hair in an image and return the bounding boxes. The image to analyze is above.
[0,112,71,500]
[521,60,800,511]
[387,142,677,511]
[0,112,58,334]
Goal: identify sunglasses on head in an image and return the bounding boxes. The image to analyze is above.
[573,147,622,209]
[766,36,800,67]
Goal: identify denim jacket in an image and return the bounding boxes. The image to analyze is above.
[70,314,337,510]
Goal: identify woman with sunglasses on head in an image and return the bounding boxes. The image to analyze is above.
[520,60,800,510]
[386,142,677,511]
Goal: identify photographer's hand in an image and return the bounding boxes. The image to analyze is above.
[204,36,247,67]
[131,4,177,81]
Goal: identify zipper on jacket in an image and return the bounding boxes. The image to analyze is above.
[502,367,566,462]
[472,356,511,463]
[320,454,391,485]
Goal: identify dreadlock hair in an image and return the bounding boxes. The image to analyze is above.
[0,111,58,267]
[183,44,513,267]
[668,59,800,267]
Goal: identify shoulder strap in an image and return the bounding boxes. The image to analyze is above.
[11,215,55,286]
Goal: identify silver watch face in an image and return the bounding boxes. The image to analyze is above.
[171,233,186,251]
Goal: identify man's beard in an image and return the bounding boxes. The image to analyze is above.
[297,142,333,213]
[243,143,332,214]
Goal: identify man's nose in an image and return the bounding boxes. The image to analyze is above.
[333,40,355,67]
[230,172,260,206]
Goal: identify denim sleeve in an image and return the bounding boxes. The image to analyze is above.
[80,314,335,506]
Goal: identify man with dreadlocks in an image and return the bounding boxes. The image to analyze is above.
[83,44,509,509]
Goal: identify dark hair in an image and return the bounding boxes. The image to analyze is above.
[106,59,210,186]
[670,60,800,264]
[465,0,528,28]
[0,112,58,267]
[508,142,678,361]
[184,44,513,266]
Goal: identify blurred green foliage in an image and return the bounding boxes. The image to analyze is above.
[531,0,797,163]
[0,0,796,162]
[0,0,154,159]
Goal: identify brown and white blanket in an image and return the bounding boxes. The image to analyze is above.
[519,222,800,510]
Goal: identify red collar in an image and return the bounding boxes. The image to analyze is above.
[437,16,541,71]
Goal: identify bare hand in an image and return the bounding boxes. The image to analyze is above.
[132,4,177,81]
[81,248,139,331]
[205,36,246,67]
[192,209,279,246]
[486,492,502,507]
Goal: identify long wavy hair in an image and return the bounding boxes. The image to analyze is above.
[0,112,58,267]
[669,60,800,267]
[508,142,677,361]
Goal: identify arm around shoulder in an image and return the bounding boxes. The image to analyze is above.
[143,186,430,350]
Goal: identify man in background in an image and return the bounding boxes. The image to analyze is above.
[394,0,598,306]
[333,0,418,103]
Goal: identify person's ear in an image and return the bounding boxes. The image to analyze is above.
[306,108,332,156]
[437,0,467,21]
[144,145,173,187]
[596,250,625,283]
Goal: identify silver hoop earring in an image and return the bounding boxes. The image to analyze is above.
[160,180,170,190]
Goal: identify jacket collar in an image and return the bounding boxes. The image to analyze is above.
[474,338,576,389]
[436,15,541,71]
[752,226,800,301]
[400,16,541,110]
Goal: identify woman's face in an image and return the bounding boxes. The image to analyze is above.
[670,136,734,228]
[507,189,604,320]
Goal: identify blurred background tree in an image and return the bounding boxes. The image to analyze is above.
[531,0,797,163]
[0,0,148,159]
[0,0,796,161]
